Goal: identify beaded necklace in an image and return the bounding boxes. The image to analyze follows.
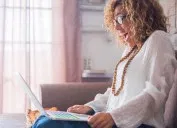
[111,45,142,96]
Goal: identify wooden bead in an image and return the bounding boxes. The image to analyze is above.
[111,45,142,96]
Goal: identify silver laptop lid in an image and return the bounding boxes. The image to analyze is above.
[15,72,46,114]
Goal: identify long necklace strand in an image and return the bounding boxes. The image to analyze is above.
[112,45,142,96]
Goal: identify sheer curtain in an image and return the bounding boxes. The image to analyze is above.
[0,0,81,113]
[52,0,82,82]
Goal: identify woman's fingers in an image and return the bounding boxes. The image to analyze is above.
[88,113,103,127]
[67,107,79,113]
[88,113,115,128]
[102,123,112,128]
[92,117,105,128]
[95,120,108,128]
[67,105,80,112]
[67,105,91,114]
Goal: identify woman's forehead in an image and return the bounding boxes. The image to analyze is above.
[114,5,126,17]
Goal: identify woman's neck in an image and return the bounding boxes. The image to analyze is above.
[128,41,136,48]
[128,41,142,49]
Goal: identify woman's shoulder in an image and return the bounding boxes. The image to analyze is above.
[142,30,175,60]
[151,30,168,36]
[145,30,173,50]
[148,30,170,42]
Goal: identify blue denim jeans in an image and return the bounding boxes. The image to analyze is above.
[32,115,154,128]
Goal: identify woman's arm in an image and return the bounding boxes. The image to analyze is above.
[110,31,177,128]
[85,87,111,112]
[67,88,111,114]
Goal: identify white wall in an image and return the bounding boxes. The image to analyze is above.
[80,7,124,73]
[82,32,124,73]
[80,1,177,73]
[159,0,177,33]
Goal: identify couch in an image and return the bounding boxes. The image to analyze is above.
[40,80,177,128]
[40,82,111,111]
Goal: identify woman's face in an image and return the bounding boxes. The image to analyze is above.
[114,5,134,46]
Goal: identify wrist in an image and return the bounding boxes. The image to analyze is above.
[85,107,95,115]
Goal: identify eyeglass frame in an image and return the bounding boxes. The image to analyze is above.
[113,14,127,26]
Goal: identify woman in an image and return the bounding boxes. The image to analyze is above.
[32,0,177,128]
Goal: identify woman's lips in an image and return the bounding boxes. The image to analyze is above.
[124,33,128,41]
[119,33,128,41]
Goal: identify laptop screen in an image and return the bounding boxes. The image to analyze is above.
[15,72,46,114]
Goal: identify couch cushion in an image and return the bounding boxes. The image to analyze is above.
[40,82,111,111]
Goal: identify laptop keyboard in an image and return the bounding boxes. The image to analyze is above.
[47,111,80,120]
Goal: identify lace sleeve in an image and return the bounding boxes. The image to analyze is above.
[85,88,111,112]
[110,31,177,128]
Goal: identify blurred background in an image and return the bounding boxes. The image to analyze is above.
[0,0,176,113]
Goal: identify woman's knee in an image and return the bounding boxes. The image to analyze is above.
[32,115,91,128]
[32,115,57,128]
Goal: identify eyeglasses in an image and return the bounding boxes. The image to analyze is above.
[113,14,127,26]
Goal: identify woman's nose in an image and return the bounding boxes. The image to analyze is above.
[115,24,123,31]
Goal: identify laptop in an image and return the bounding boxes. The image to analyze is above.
[15,72,89,122]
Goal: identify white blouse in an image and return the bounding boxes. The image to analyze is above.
[85,30,177,128]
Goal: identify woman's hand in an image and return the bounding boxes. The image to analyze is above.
[88,112,115,128]
[67,105,93,114]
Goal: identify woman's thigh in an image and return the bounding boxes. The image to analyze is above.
[32,115,154,128]
[32,115,91,128]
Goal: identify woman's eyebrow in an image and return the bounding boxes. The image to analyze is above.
[114,12,125,17]
[114,12,121,17]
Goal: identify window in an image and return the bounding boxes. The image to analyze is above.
[0,0,52,43]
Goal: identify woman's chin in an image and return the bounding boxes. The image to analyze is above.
[117,36,130,45]
[123,38,129,44]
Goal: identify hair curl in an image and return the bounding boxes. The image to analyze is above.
[104,0,167,43]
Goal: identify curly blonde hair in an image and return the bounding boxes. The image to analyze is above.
[104,0,167,43]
